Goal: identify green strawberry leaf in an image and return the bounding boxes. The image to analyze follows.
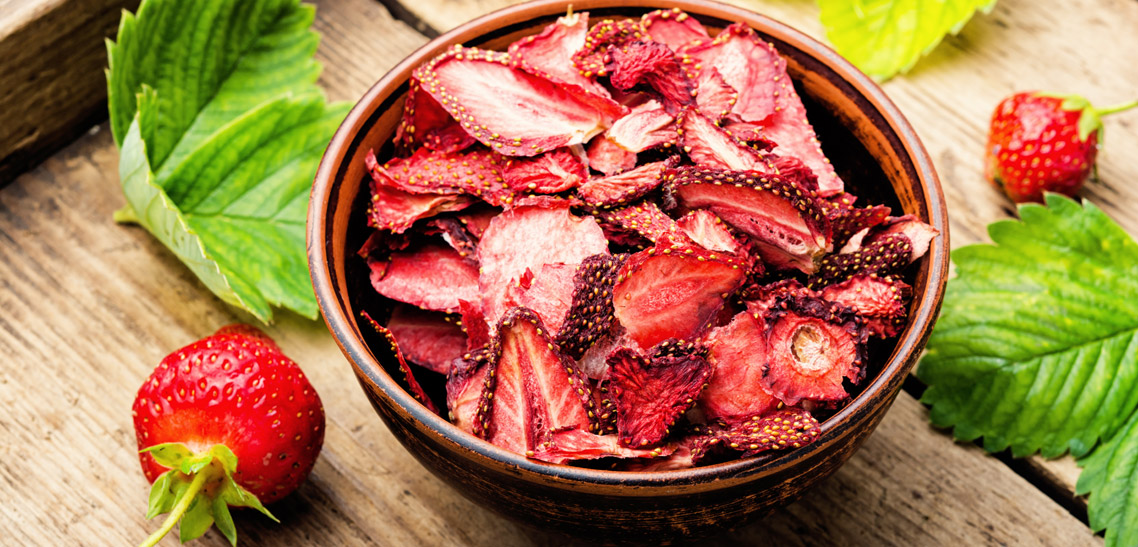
[1077,409,1138,547]
[917,194,1138,458]
[818,0,997,80]
[107,0,347,323]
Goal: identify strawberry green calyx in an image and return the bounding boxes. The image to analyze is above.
[1035,92,1138,143]
[139,443,276,547]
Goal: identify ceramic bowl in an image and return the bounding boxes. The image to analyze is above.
[307,0,949,541]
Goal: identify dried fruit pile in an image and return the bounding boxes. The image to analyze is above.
[358,9,937,469]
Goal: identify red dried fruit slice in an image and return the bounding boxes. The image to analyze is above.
[810,232,914,288]
[675,209,743,255]
[477,200,609,325]
[871,215,938,262]
[693,407,821,460]
[591,378,619,434]
[761,295,867,406]
[369,147,515,206]
[577,159,674,207]
[768,153,819,193]
[576,326,627,380]
[395,76,477,154]
[455,206,499,238]
[368,242,480,313]
[504,148,587,194]
[743,279,817,319]
[677,108,775,173]
[606,100,677,152]
[607,40,695,113]
[612,242,746,349]
[593,200,690,246]
[447,346,497,436]
[668,165,831,273]
[458,299,490,349]
[585,135,638,175]
[693,67,738,122]
[699,312,780,421]
[819,193,890,248]
[532,427,673,464]
[555,254,624,359]
[416,46,624,156]
[641,8,710,52]
[386,305,468,375]
[721,119,775,148]
[608,341,711,447]
[517,262,577,333]
[573,18,647,77]
[425,217,478,261]
[361,311,439,414]
[367,168,475,233]
[760,92,844,197]
[508,11,610,96]
[820,274,912,338]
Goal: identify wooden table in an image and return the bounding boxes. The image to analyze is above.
[2,0,1134,544]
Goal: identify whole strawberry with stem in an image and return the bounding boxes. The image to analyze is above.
[984,91,1137,203]
[132,324,325,546]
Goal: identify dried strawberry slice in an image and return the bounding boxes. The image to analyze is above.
[447,346,497,436]
[455,206,499,238]
[361,311,439,414]
[369,147,515,206]
[593,200,690,246]
[760,93,844,196]
[821,193,890,247]
[573,18,647,77]
[368,242,480,313]
[606,40,695,113]
[504,148,587,194]
[591,379,619,434]
[676,108,776,173]
[532,427,673,464]
[820,274,912,338]
[668,165,831,273]
[458,299,490,349]
[425,217,478,261]
[416,46,624,156]
[608,342,711,447]
[760,295,867,405]
[386,305,468,375]
[395,76,477,154]
[768,153,819,193]
[612,242,746,349]
[367,167,475,233]
[743,279,817,319]
[508,11,610,96]
[699,407,822,459]
[606,100,677,152]
[868,215,938,261]
[585,135,638,175]
[693,67,738,122]
[699,312,780,421]
[810,232,913,288]
[555,254,624,359]
[516,262,577,333]
[675,209,743,255]
[577,159,674,207]
[641,8,709,52]
[477,200,609,325]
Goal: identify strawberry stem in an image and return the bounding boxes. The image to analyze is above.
[138,467,212,547]
[1094,100,1138,117]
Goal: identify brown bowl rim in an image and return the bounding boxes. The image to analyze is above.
[308,0,949,488]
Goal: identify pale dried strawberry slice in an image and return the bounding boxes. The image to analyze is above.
[361,311,439,414]
[386,305,468,375]
[606,40,695,112]
[532,427,673,464]
[508,11,610,96]
[699,312,780,421]
[477,200,609,326]
[573,18,647,77]
[585,135,638,175]
[416,46,624,156]
[641,8,709,52]
[870,215,938,261]
[504,148,587,194]
[517,262,577,333]
[425,217,478,261]
[555,254,624,359]
[367,168,475,233]
[395,76,477,154]
[608,341,711,447]
[606,99,677,152]
[577,158,674,207]
[820,193,891,248]
[368,242,480,313]
[760,92,844,196]
[668,165,831,273]
[368,147,515,206]
[696,407,821,459]
[693,67,738,122]
[679,22,785,125]
[760,295,867,406]
[612,242,746,349]
[811,232,914,288]
[676,108,776,173]
[447,346,497,436]
[593,200,690,246]
[675,209,743,255]
[820,274,911,338]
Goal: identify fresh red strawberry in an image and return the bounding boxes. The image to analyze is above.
[760,295,867,406]
[676,107,775,173]
[606,99,677,152]
[385,305,468,374]
[578,158,674,207]
[508,11,610,96]
[985,92,1137,203]
[504,148,587,194]
[641,8,709,51]
[360,311,439,413]
[532,427,674,464]
[132,326,324,546]
[555,254,624,359]
[585,135,638,175]
[820,274,911,338]
[367,242,480,313]
[698,312,780,421]
[395,76,477,154]
[608,341,712,447]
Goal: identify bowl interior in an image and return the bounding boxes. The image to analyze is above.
[310,0,948,487]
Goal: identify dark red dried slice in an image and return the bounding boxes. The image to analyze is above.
[516,262,577,333]
[869,215,938,261]
[593,200,690,246]
[455,206,499,239]
[368,242,479,313]
[425,217,478,261]
[360,311,439,414]
[458,299,490,349]
[585,135,638,175]
[743,278,817,319]
[820,274,912,338]
[369,147,515,206]
[675,209,743,255]
[508,11,610,96]
[668,165,831,273]
[477,200,609,325]
[641,8,709,51]
[446,346,496,434]
[591,379,619,434]
[504,148,587,194]
[367,168,475,233]
[395,76,477,154]
[612,242,746,349]
[692,407,821,460]
[810,232,914,288]
[761,295,867,406]
[555,254,623,359]
[532,427,672,464]
[693,67,738,122]
[699,312,780,421]
[577,159,673,207]
[416,46,624,156]
[386,305,468,375]
[608,342,711,447]
[572,18,647,77]
[606,99,677,152]
[821,193,890,247]
[606,40,695,113]
[768,153,819,193]
[677,108,776,173]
